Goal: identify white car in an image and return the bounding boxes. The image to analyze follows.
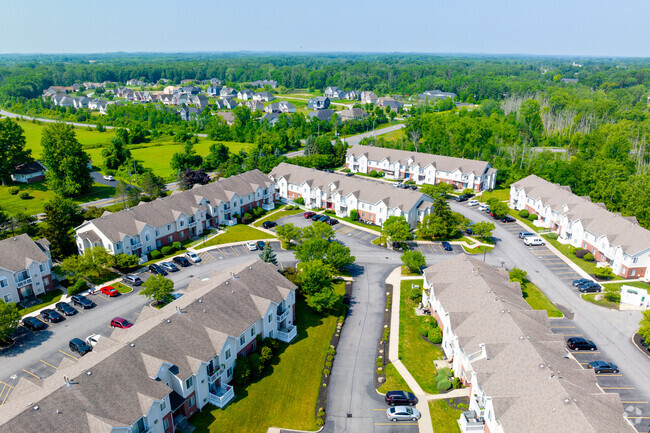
[103,175,114,181]
[246,241,258,251]
[386,406,421,422]
[467,199,480,207]
[185,251,201,263]
[85,334,101,347]
[478,205,490,212]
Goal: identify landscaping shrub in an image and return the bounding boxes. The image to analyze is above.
[436,378,452,392]
[68,279,88,295]
[349,209,358,221]
[409,287,422,301]
[595,267,616,280]
[519,209,529,218]
[574,248,590,259]
[150,250,161,260]
[452,377,463,389]
[294,197,305,205]
[316,418,325,427]
[115,253,139,270]
[528,214,538,221]
[437,367,452,379]
[161,246,172,255]
[343,168,351,173]
[376,357,382,368]
[583,253,595,262]
[369,170,379,177]
[547,232,558,240]
[405,180,415,185]
[242,212,253,224]
[252,206,264,218]
[326,361,333,369]
[172,242,181,250]
[428,327,442,343]
[19,191,31,199]
[323,368,330,377]
[8,186,19,195]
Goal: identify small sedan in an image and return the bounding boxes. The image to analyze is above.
[326,218,339,226]
[572,278,592,287]
[55,302,77,316]
[41,309,65,323]
[501,215,516,223]
[441,241,453,251]
[345,172,355,177]
[588,361,619,374]
[317,215,330,223]
[519,231,535,239]
[467,199,479,207]
[148,263,168,276]
[256,241,266,250]
[85,334,101,347]
[123,275,143,286]
[99,286,119,297]
[69,338,92,356]
[110,317,133,329]
[161,262,179,273]
[262,220,277,229]
[103,175,114,181]
[310,213,322,221]
[70,294,95,309]
[172,256,191,267]
[22,316,47,331]
[185,251,201,263]
[386,406,421,422]
[567,337,597,351]
[578,282,602,293]
[303,211,316,219]
[385,390,418,406]
[246,241,258,251]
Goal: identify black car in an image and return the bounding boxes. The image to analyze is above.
[148,264,168,276]
[385,390,418,406]
[441,241,453,251]
[41,308,65,323]
[465,227,474,235]
[578,282,602,293]
[326,218,339,226]
[69,338,93,356]
[455,195,470,202]
[262,221,277,229]
[501,215,516,223]
[572,278,592,287]
[588,361,619,374]
[22,316,47,331]
[566,337,597,351]
[122,275,143,286]
[317,215,330,223]
[310,213,322,221]
[257,241,266,250]
[322,169,334,173]
[345,172,354,177]
[161,262,179,272]
[410,185,418,190]
[173,256,191,267]
[55,302,77,316]
[70,294,94,309]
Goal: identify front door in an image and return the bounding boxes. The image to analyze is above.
[20,285,34,299]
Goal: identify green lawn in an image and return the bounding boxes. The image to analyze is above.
[479,188,510,203]
[17,119,116,158]
[461,245,494,255]
[340,217,382,233]
[401,266,422,276]
[190,299,337,433]
[379,362,413,394]
[581,293,620,310]
[428,399,462,433]
[520,281,563,317]
[114,282,133,294]
[378,128,406,142]
[541,234,623,280]
[399,279,443,394]
[17,290,63,316]
[252,207,302,227]
[197,225,276,248]
[600,281,650,291]
[507,209,542,232]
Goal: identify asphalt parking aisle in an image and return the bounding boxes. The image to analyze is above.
[0,380,14,406]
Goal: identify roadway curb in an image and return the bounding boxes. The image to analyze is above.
[631,333,650,360]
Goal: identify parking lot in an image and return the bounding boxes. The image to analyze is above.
[549,317,650,430]
[201,240,283,261]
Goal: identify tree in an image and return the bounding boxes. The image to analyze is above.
[472,221,495,239]
[59,246,115,283]
[180,168,211,190]
[170,141,203,173]
[0,118,31,185]
[259,242,278,265]
[519,99,544,138]
[0,300,20,342]
[296,237,329,262]
[420,183,452,197]
[325,241,355,271]
[114,182,141,208]
[418,214,450,240]
[382,216,413,243]
[42,196,84,259]
[203,142,230,170]
[509,267,528,283]
[301,221,336,241]
[40,123,92,197]
[276,223,302,246]
[297,260,333,296]
[401,250,426,273]
[101,134,132,170]
[138,172,167,198]
[490,201,509,218]
[140,275,175,304]
[638,310,650,343]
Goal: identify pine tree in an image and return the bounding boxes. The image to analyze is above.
[259,243,277,265]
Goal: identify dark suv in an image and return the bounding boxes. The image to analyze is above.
[578,282,601,293]
[71,294,95,309]
[22,316,47,331]
[69,338,92,356]
[567,337,597,351]
[385,390,418,406]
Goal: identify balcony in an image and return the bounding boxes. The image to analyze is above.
[224,219,237,227]
[130,242,142,250]
[459,411,485,432]
[277,324,297,343]
[15,278,32,289]
[277,308,290,322]
[188,221,197,228]
[209,385,235,408]
[208,368,223,383]
[262,203,275,211]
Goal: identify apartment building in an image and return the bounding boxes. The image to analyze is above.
[75,170,276,257]
[422,255,635,433]
[346,144,497,192]
[0,260,297,433]
[0,234,54,304]
[510,175,650,279]
[269,162,433,228]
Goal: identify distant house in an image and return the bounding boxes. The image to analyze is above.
[324,86,345,99]
[179,107,203,121]
[159,94,174,105]
[52,94,74,107]
[220,87,237,98]
[217,111,236,126]
[361,91,378,104]
[97,100,109,114]
[126,79,146,87]
[191,94,210,108]
[213,99,227,110]
[207,84,222,96]
[278,101,296,113]
[418,90,456,101]
[72,96,90,109]
[560,78,579,84]
[180,79,195,85]
[248,79,278,88]
[245,100,265,112]
[237,89,254,100]
[264,103,281,114]
[71,83,82,92]
[308,109,337,122]
[209,78,222,85]
[261,112,280,126]
[377,97,403,112]
[253,92,275,102]
[344,90,361,101]
[43,86,72,97]
[307,96,330,110]
[339,107,367,121]
[11,161,46,184]
[223,98,238,110]
[182,85,201,95]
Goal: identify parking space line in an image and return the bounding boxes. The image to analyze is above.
[229,246,239,255]
[626,416,650,419]
[602,387,635,390]
[40,360,58,370]
[572,351,600,354]
[0,381,14,389]
[373,408,386,411]
[622,401,649,404]
[437,243,445,253]
[22,369,41,379]
[97,294,111,301]
[19,324,36,334]
[360,233,373,240]
[562,334,583,337]
[426,244,435,253]
[217,248,229,257]
[58,349,79,360]
[550,325,575,328]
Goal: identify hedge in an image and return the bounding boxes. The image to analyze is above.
[519,209,529,218]
[574,248,590,259]
[150,250,162,260]
[68,279,88,295]
[528,214,538,221]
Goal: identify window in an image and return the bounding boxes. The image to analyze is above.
[633,257,639,264]
[145,233,150,242]
[227,367,233,377]
[115,242,122,251]
[0,277,8,288]
[3,294,11,303]
[250,325,256,337]
[225,348,231,360]
[180,231,185,238]
[268,314,273,323]
[185,376,193,389]
[167,224,171,230]
[168,236,172,242]
[163,418,169,430]
[160,400,166,412]
[269,330,273,338]
[631,269,636,277]
[39,264,46,272]
[131,418,145,433]
[188,395,195,408]
[239,333,246,346]
[155,229,159,236]
[180,220,184,227]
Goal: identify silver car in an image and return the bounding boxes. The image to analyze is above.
[386,406,421,422]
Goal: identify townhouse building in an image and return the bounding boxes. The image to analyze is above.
[510,175,650,279]
[0,260,298,433]
[346,144,497,192]
[75,170,276,257]
[422,255,635,433]
[0,234,54,304]
[269,162,433,228]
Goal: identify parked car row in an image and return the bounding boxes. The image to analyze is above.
[384,391,421,422]
[394,182,418,190]
[565,337,619,373]
[303,211,338,225]
[571,278,602,293]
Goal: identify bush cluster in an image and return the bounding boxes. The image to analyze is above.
[436,367,453,392]
[19,191,31,199]
[8,187,19,195]
[583,253,595,262]
[294,197,305,205]
[528,214,538,221]
[152,242,183,260]
[519,209,529,218]
[419,317,442,343]
[574,248,590,259]
[67,279,88,295]
[595,267,616,280]
[232,337,280,386]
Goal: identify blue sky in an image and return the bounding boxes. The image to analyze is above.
[3,0,649,56]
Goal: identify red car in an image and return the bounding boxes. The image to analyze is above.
[100,286,119,297]
[303,211,316,219]
[110,317,133,329]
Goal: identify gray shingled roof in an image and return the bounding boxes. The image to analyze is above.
[0,234,50,272]
[512,175,650,255]
[347,144,492,176]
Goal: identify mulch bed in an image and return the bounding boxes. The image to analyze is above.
[375,282,393,389]
[633,333,650,358]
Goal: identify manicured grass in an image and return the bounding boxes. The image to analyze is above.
[378,128,406,142]
[190,299,337,433]
[461,245,494,255]
[354,172,399,182]
[401,265,422,276]
[507,209,543,232]
[601,281,650,291]
[399,279,443,394]
[379,362,413,394]
[17,290,63,316]
[541,234,623,280]
[581,293,620,310]
[428,399,463,433]
[479,188,510,203]
[340,217,382,233]
[114,282,133,294]
[520,281,563,317]
[197,225,276,248]
[252,207,302,227]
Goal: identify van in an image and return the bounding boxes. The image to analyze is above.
[523,236,544,246]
